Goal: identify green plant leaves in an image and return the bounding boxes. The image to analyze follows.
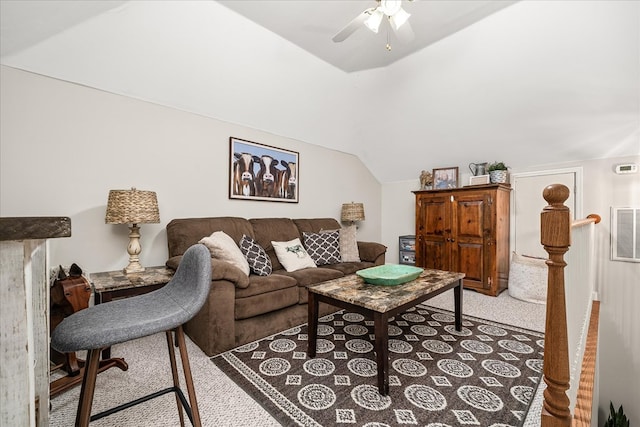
[604,402,629,427]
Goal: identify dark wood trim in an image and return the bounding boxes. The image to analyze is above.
[0,216,71,241]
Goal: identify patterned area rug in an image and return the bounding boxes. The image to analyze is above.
[212,305,544,427]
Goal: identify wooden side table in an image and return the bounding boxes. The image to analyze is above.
[91,266,175,358]
[92,266,175,303]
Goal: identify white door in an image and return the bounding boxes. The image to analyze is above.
[511,168,582,258]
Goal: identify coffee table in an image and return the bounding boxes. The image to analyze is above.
[307,268,465,395]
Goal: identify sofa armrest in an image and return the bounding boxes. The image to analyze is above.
[166,256,250,289]
[357,241,387,265]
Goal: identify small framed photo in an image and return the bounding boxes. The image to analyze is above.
[229,137,299,202]
[432,167,459,189]
[469,174,490,186]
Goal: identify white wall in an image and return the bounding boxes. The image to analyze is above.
[382,155,640,425]
[543,156,639,426]
[3,1,637,185]
[0,66,382,273]
[382,179,419,264]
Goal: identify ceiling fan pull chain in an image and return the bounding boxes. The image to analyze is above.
[386,28,392,51]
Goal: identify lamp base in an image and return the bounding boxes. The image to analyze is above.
[123,262,145,275]
[123,224,146,275]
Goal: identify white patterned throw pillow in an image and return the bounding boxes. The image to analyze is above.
[239,234,272,276]
[199,231,250,276]
[303,231,341,266]
[272,238,317,272]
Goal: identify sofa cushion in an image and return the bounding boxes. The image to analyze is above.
[239,234,272,276]
[235,274,299,320]
[167,217,254,258]
[166,255,251,289]
[199,231,250,276]
[250,218,302,271]
[293,218,341,234]
[272,238,317,272]
[275,267,344,304]
[321,261,376,276]
[302,231,341,265]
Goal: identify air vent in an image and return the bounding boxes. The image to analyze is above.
[611,207,640,262]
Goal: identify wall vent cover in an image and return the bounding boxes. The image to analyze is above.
[611,207,640,263]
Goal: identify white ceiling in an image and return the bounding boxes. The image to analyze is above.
[1,0,638,183]
[217,0,516,72]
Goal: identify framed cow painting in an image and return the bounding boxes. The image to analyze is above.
[229,137,299,203]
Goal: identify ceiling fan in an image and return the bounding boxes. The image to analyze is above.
[332,0,415,45]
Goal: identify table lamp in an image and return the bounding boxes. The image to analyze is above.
[105,188,160,274]
[341,202,365,226]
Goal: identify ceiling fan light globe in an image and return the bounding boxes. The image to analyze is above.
[364,9,384,33]
[380,0,402,16]
[390,8,411,31]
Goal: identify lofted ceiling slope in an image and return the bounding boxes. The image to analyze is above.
[1,0,638,183]
[217,0,517,73]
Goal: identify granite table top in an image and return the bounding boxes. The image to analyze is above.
[307,268,465,313]
[90,266,175,293]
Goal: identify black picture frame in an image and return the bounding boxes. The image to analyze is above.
[229,137,299,202]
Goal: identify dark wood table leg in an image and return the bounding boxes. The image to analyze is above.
[307,292,318,358]
[95,291,114,360]
[454,279,463,331]
[373,312,390,395]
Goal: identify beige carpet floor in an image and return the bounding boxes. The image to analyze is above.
[49,289,546,426]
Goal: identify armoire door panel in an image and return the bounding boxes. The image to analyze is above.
[421,199,448,237]
[455,196,486,239]
[456,243,484,283]
[420,240,448,270]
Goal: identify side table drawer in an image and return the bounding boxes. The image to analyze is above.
[400,251,416,265]
[399,238,415,251]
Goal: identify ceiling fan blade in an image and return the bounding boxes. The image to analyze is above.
[393,19,415,44]
[332,9,372,43]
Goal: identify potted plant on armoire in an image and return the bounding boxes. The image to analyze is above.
[487,161,509,183]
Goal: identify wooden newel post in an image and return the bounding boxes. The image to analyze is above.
[540,184,572,427]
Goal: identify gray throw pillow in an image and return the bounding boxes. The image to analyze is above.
[239,234,272,276]
[303,231,341,266]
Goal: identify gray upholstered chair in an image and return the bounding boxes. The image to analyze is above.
[51,244,212,427]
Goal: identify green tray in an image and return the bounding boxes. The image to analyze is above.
[356,264,424,286]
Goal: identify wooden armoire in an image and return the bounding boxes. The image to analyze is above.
[413,183,511,296]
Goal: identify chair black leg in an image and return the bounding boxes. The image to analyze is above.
[166,330,186,427]
[176,325,202,427]
[70,332,200,427]
[75,348,102,427]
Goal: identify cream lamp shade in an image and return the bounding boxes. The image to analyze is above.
[105,188,160,274]
[341,202,365,224]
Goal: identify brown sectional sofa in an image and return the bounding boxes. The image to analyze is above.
[165,217,387,356]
